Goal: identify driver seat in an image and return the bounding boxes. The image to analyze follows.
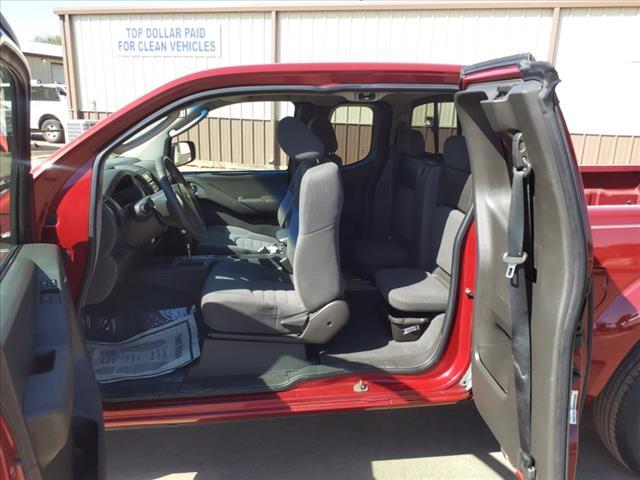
[200,160,348,344]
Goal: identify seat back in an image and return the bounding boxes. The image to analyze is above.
[276,117,326,228]
[427,135,472,277]
[373,123,442,266]
[308,114,343,166]
[289,162,345,311]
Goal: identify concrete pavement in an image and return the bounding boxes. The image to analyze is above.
[30,135,62,161]
[105,402,635,480]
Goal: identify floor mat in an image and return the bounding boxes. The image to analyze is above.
[86,307,200,384]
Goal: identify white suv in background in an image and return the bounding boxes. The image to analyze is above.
[30,82,68,143]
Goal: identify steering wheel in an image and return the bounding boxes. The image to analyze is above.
[155,156,207,240]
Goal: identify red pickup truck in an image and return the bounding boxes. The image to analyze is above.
[1,17,638,480]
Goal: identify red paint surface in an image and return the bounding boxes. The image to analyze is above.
[0,415,26,480]
[0,188,9,243]
[587,205,640,398]
[460,65,521,89]
[581,165,640,206]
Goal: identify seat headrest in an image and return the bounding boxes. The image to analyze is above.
[443,136,471,173]
[278,117,325,161]
[396,122,425,158]
[308,115,338,153]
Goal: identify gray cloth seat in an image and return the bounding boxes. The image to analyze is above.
[196,116,325,255]
[350,123,439,278]
[375,268,449,313]
[201,121,348,344]
[350,237,409,278]
[198,225,279,255]
[308,114,342,166]
[375,135,471,314]
[201,258,307,334]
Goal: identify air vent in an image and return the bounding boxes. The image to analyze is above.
[135,174,155,195]
[103,197,122,226]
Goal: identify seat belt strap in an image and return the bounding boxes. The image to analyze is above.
[433,102,440,155]
[503,132,536,480]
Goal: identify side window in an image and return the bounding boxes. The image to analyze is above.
[31,86,60,102]
[0,64,17,260]
[411,101,457,154]
[330,105,374,166]
[177,101,294,171]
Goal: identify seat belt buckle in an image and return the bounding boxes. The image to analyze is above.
[503,252,528,279]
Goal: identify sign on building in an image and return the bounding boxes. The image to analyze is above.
[116,24,221,57]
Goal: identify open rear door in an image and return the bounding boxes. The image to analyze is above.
[0,17,105,480]
[456,54,592,480]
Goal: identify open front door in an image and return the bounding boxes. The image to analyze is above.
[456,55,592,480]
[0,18,105,480]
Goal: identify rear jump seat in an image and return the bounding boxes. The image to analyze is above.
[375,136,472,341]
[349,123,442,278]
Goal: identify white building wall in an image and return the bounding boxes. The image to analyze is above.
[555,7,640,136]
[64,4,640,164]
[25,55,64,84]
[278,9,553,64]
[70,12,272,112]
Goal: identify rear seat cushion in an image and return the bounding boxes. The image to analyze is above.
[373,135,471,316]
[375,268,449,313]
[349,237,409,278]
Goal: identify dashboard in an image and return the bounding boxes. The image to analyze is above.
[86,158,166,305]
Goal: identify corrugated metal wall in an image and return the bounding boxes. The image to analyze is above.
[63,4,640,165]
[278,9,553,63]
[177,117,285,170]
[176,101,290,169]
[70,12,273,112]
[25,55,64,84]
